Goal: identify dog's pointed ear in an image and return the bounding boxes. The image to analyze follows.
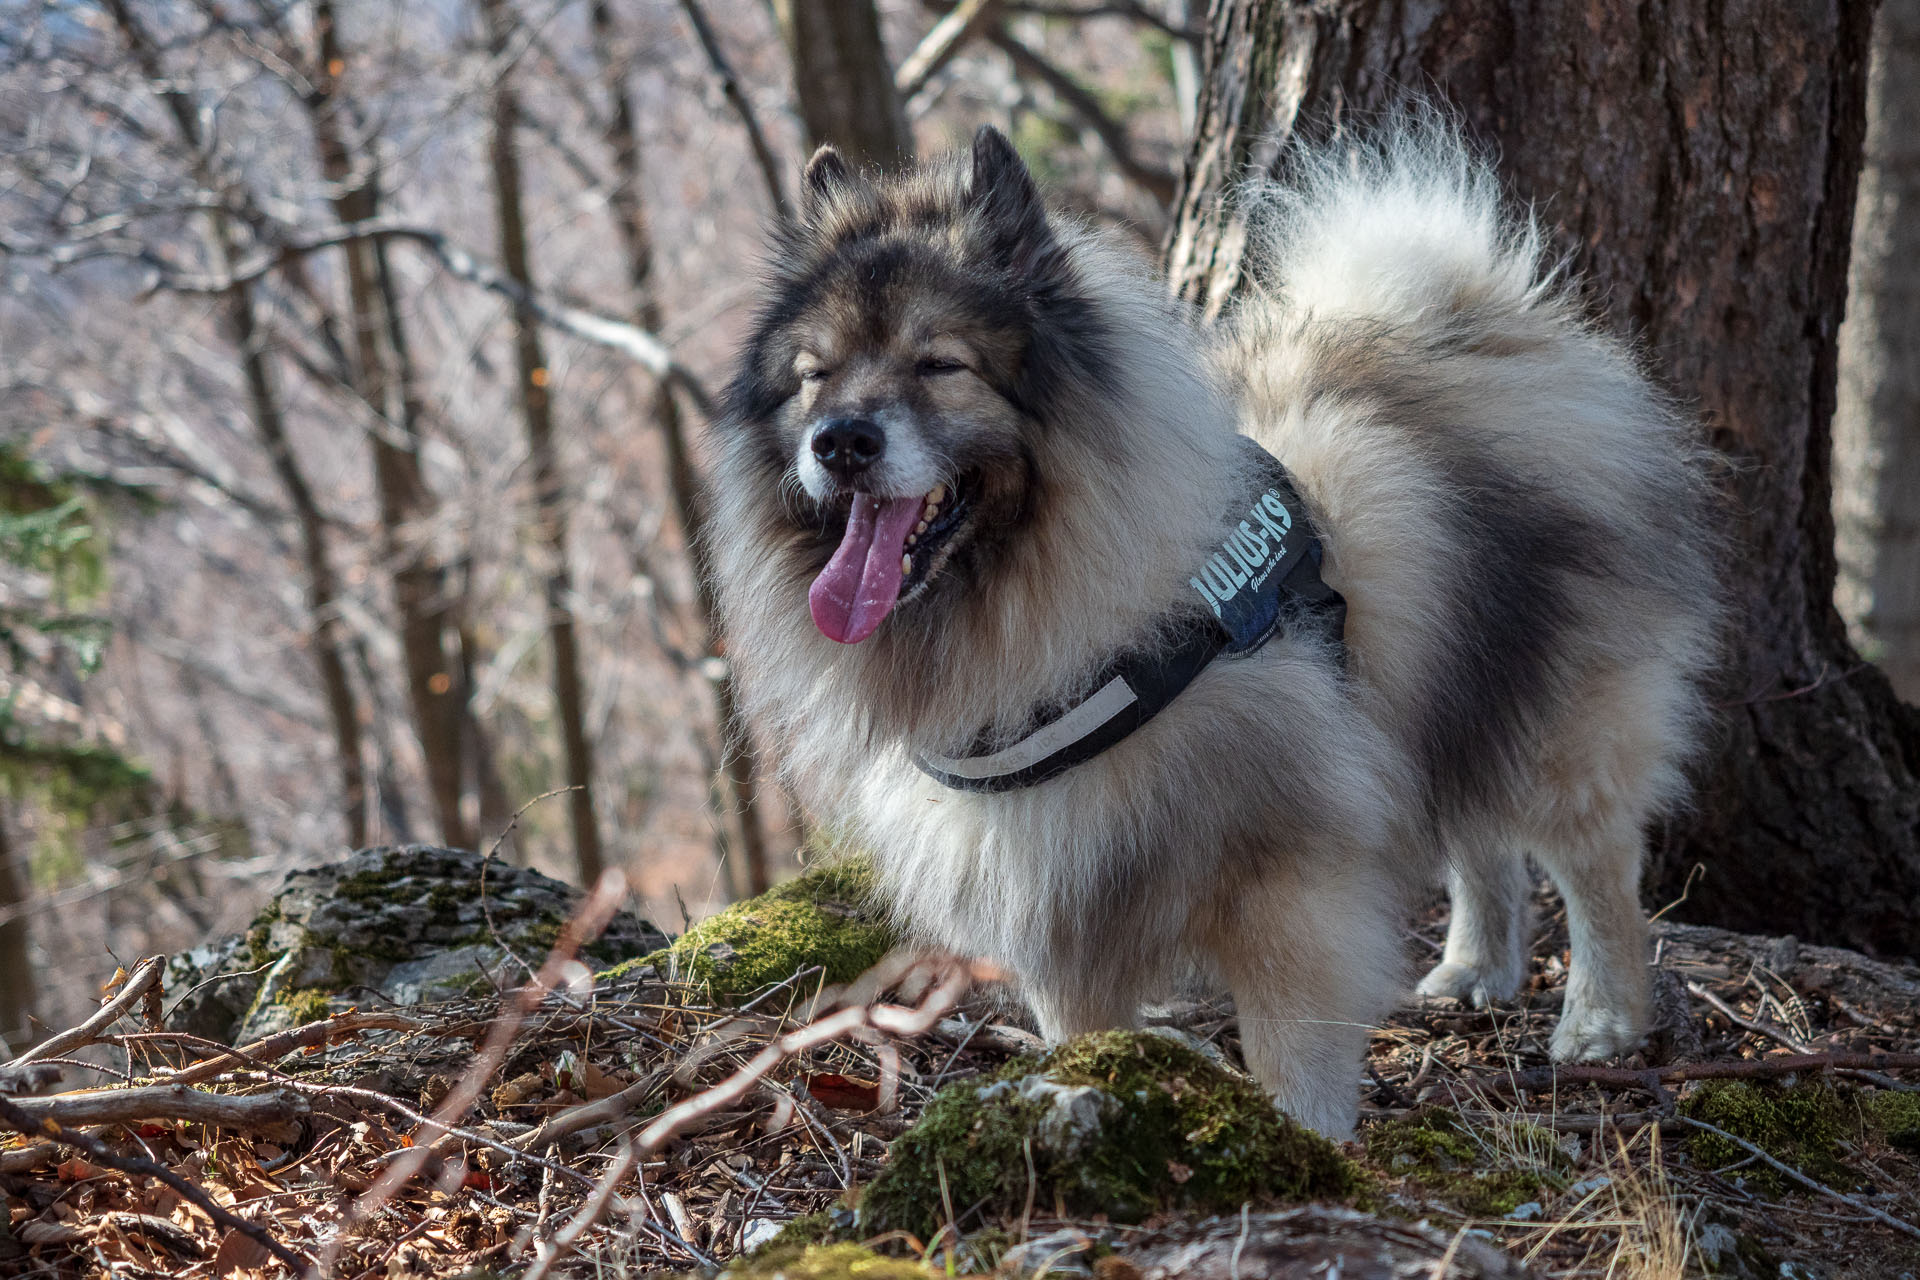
[802,144,853,220]
[968,125,1058,280]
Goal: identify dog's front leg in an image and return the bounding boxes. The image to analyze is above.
[1022,969,1142,1043]
[1212,859,1404,1142]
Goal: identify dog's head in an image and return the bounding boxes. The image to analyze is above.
[715,126,1118,646]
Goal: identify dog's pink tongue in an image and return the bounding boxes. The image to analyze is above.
[809,493,924,644]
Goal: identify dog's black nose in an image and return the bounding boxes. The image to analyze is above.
[811,418,885,478]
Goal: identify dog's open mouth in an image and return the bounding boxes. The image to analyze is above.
[808,479,971,644]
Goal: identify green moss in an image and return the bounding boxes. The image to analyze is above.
[1363,1109,1568,1217]
[1679,1079,1853,1191]
[276,987,335,1026]
[858,1030,1360,1240]
[1861,1091,1920,1156]
[749,1212,834,1259]
[332,865,407,903]
[727,1243,927,1279]
[645,861,896,997]
[243,900,285,967]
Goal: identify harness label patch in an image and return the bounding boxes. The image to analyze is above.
[1188,487,1306,652]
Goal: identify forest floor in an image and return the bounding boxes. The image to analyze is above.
[2,883,1918,1279]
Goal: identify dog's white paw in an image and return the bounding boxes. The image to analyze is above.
[1414,960,1522,1009]
[1550,1000,1645,1062]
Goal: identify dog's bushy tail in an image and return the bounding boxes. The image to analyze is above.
[1238,111,1555,333]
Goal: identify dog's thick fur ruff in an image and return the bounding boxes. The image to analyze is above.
[705,120,1718,1138]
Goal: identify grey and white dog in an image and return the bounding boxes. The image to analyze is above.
[704,119,1718,1139]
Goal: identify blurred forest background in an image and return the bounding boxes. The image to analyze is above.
[0,0,1913,1055]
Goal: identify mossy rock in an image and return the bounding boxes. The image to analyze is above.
[1679,1079,1854,1191]
[726,1243,927,1279]
[168,845,670,1042]
[857,1029,1361,1240]
[621,861,896,998]
[1362,1108,1569,1217]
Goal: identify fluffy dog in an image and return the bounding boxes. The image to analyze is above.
[704,120,1717,1138]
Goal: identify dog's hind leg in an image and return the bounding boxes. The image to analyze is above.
[1414,837,1532,1007]
[1533,819,1650,1061]
[1214,861,1404,1141]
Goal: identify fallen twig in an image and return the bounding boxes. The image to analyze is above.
[0,1093,307,1273]
[505,1069,670,1153]
[2,1083,307,1137]
[931,1016,1045,1057]
[5,956,165,1069]
[157,1010,424,1086]
[1671,1114,1920,1241]
[635,956,975,1155]
[1688,982,1809,1052]
[521,1137,636,1280]
[1486,1051,1920,1095]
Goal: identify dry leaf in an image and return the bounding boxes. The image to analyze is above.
[803,1072,881,1111]
[212,1227,271,1276]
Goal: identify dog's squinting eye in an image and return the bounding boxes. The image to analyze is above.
[916,356,967,376]
[798,367,832,383]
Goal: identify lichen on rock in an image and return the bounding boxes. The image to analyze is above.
[856,1029,1361,1240]
[618,860,896,998]
[166,845,670,1043]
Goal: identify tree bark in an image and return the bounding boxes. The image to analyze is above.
[591,0,772,895]
[1167,0,1920,956]
[105,0,369,849]
[1835,0,1920,703]
[307,1,475,851]
[778,0,914,168]
[478,0,603,884]
[0,806,33,1054]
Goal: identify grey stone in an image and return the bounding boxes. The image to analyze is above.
[167,845,669,1043]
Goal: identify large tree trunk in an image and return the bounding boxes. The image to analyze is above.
[779,0,913,167]
[307,1,476,851]
[591,0,773,896]
[479,0,603,884]
[1167,0,1920,956]
[1836,0,1920,703]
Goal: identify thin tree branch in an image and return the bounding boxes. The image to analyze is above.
[109,218,716,417]
[896,0,1004,101]
[5,956,164,1070]
[1002,0,1201,41]
[676,0,793,222]
[986,23,1177,204]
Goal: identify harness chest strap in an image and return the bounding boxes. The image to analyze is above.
[914,439,1346,793]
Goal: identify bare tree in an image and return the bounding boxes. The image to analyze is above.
[779,0,913,166]
[477,0,603,883]
[591,0,773,895]
[1836,0,1920,703]
[1167,0,1920,956]
[104,0,370,850]
[298,0,478,850]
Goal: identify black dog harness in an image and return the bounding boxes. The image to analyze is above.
[913,439,1346,792]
